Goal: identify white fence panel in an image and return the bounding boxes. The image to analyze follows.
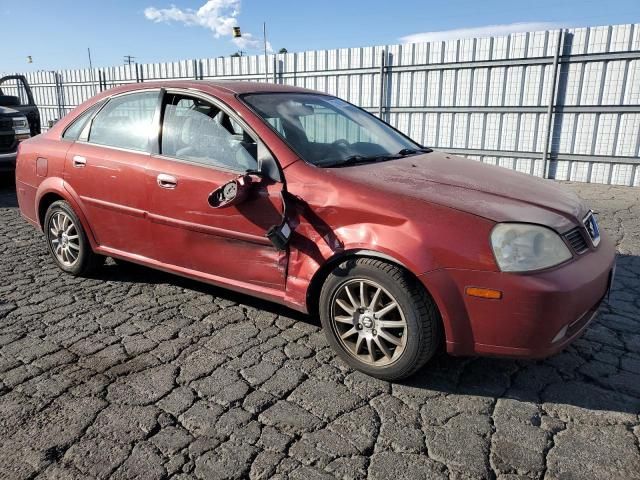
[2,23,639,185]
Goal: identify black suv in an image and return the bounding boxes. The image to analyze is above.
[0,75,41,173]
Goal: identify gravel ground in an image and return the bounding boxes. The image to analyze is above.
[0,180,639,480]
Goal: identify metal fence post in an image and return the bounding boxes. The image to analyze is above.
[99,69,106,91]
[54,71,64,120]
[542,29,566,179]
[272,56,277,84]
[378,49,386,119]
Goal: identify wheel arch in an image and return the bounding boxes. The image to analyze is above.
[35,179,98,248]
[306,249,426,317]
[38,192,65,228]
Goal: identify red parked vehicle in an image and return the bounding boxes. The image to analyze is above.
[15,81,616,380]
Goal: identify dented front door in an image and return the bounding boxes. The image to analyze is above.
[145,156,287,290]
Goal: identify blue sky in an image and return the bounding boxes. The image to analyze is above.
[2,0,639,73]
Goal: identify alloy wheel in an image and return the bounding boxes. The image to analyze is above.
[330,278,408,366]
[48,211,81,267]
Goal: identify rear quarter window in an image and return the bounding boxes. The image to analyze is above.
[62,102,103,141]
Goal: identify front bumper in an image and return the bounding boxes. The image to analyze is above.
[0,151,17,172]
[420,231,616,359]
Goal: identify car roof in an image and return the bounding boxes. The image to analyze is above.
[106,80,316,96]
[49,80,324,137]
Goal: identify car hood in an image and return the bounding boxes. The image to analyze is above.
[328,151,587,232]
[0,106,20,117]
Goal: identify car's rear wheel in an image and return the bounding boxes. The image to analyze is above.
[319,257,441,381]
[44,200,103,275]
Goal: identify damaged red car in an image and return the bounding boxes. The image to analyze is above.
[15,81,616,380]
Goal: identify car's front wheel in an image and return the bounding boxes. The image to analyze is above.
[44,200,103,275]
[319,257,441,381]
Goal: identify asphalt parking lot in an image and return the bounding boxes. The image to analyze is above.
[0,179,638,480]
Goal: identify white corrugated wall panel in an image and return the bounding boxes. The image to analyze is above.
[501,114,518,150]
[611,164,634,185]
[484,113,501,150]
[594,114,618,155]
[570,162,590,182]
[7,23,636,186]
[574,114,597,155]
[452,114,468,148]
[555,161,570,180]
[615,115,640,156]
[590,163,611,184]
[468,114,484,149]
[601,61,626,104]
[518,114,538,152]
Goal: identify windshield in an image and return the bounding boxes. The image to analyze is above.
[241,93,424,167]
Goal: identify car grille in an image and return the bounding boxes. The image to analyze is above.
[0,133,16,148]
[0,118,12,129]
[564,227,589,254]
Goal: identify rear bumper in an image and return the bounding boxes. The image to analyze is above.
[420,231,616,359]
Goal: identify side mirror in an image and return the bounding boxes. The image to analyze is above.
[208,174,257,209]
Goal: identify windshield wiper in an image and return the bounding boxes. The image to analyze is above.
[320,147,433,168]
[397,147,433,156]
[321,154,400,168]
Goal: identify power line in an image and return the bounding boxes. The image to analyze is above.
[123,55,136,65]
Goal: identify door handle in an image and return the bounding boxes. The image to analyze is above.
[157,173,178,189]
[72,155,87,168]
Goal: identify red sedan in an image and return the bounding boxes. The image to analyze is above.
[15,81,616,380]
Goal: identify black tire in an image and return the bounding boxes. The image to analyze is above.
[44,200,103,275]
[319,257,441,381]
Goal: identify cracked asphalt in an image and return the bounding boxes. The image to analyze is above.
[0,179,639,480]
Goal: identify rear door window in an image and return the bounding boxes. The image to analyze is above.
[88,91,158,152]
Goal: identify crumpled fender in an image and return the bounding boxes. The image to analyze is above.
[281,161,497,312]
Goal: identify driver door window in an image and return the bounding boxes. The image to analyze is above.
[161,94,258,172]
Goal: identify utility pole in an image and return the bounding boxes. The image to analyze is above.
[123,55,136,65]
[263,22,268,82]
[87,48,97,95]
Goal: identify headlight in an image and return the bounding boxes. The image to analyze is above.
[12,116,30,138]
[12,116,28,129]
[491,223,572,272]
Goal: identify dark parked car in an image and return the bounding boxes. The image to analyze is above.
[15,81,616,380]
[0,75,41,172]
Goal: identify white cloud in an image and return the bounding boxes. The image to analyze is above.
[144,0,272,51]
[400,22,568,44]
